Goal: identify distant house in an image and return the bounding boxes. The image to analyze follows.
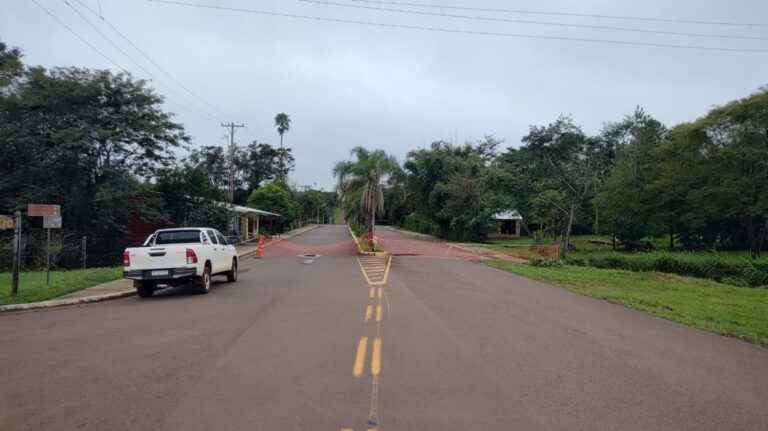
[490,210,523,239]
[230,204,281,242]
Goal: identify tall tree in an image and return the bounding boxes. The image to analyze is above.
[188,145,228,192]
[274,112,291,177]
[594,108,667,246]
[403,138,502,241]
[0,65,188,237]
[245,183,297,232]
[333,147,400,233]
[658,90,768,258]
[237,141,294,195]
[514,116,611,253]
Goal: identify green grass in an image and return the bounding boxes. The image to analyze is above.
[0,267,122,306]
[486,260,768,347]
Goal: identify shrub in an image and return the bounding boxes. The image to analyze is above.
[529,257,563,267]
[403,212,434,235]
[566,251,768,287]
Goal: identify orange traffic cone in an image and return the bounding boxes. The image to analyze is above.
[254,235,264,258]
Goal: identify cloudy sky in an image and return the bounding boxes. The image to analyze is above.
[2,0,767,189]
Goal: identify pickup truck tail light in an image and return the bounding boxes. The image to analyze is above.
[186,248,198,264]
[123,250,130,267]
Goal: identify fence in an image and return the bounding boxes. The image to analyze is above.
[0,230,129,273]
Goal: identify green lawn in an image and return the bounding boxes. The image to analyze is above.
[486,260,768,347]
[0,267,122,306]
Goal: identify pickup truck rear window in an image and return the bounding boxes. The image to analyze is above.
[155,230,202,245]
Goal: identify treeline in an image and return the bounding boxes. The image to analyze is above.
[336,90,768,258]
[0,40,330,269]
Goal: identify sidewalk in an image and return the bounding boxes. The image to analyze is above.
[0,225,321,313]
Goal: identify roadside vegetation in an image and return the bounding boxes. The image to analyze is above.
[0,267,122,306]
[332,90,767,265]
[486,260,768,347]
[0,39,336,275]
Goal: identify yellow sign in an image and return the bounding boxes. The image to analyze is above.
[0,215,13,230]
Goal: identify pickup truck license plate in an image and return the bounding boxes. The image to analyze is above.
[151,270,169,276]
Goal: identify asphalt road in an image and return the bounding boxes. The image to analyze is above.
[1,225,767,430]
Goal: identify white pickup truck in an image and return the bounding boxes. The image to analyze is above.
[123,227,238,297]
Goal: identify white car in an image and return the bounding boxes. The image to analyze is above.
[123,227,238,297]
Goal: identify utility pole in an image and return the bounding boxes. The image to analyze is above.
[221,123,244,202]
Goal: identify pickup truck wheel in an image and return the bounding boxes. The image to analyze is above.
[194,265,212,294]
[136,281,156,298]
[226,258,238,283]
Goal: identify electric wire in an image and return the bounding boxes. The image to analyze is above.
[73,0,239,122]
[346,0,768,28]
[32,0,220,122]
[298,0,768,41]
[145,0,768,53]
[63,0,222,122]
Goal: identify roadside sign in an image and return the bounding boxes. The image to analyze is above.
[43,216,62,229]
[0,215,13,230]
[28,204,60,217]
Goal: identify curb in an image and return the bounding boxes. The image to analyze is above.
[0,290,136,313]
[237,224,321,258]
[347,224,389,257]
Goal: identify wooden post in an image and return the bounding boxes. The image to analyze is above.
[11,211,21,296]
[45,227,50,285]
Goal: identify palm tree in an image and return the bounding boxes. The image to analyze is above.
[274,112,291,176]
[333,146,400,235]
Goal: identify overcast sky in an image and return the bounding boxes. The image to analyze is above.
[2,0,767,189]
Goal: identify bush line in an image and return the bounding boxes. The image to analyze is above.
[565,252,768,288]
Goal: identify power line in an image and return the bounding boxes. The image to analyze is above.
[73,0,238,122]
[62,0,222,122]
[32,0,220,122]
[299,0,768,41]
[32,0,123,70]
[145,0,768,53]
[346,0,768,28]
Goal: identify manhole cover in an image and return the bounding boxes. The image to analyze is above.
[297,253,321,264]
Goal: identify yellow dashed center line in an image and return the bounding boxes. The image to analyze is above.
[377,288,383,299]
[364,305,372,322]
[369,288,375,298]
[371,337,382,376]
[353,337,368,378]
[375,304,382,323]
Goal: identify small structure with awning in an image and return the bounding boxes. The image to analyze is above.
[230,204,280,242]
[490,210,523,239]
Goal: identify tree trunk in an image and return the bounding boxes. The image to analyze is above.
[563,204,576,259]
[746,216,766,259]
[668,225,674,251]
[593,205,599,235]
[279,134,284,176]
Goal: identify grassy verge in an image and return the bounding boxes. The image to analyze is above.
[566,251,768,287]
[486,260,768,347]
[0,267,122,306]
